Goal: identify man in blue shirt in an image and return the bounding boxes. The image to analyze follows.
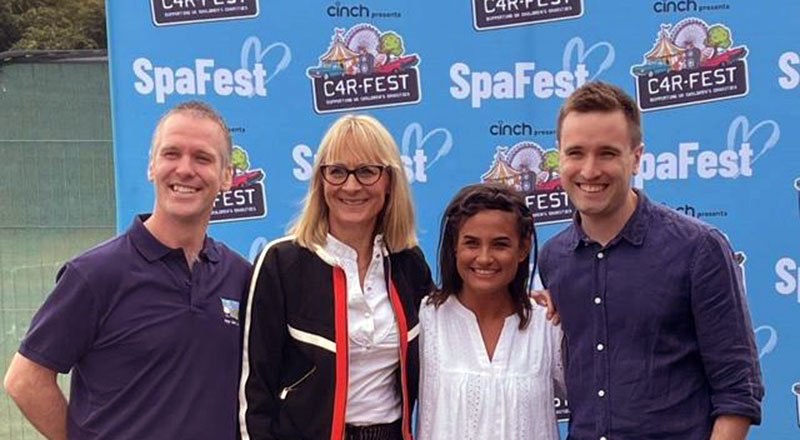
[3,101,251,439]
[539,82,763,439]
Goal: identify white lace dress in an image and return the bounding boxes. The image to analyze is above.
[417,295,564,440]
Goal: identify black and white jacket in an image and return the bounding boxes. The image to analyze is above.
[238,236,433,440]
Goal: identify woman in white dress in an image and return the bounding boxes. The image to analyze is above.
[417,183,564,440]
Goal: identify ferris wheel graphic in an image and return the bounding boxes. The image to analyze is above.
[344,24,381,56]
[669,18,709,50]
[507,142,548,182]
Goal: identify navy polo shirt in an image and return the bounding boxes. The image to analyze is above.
[20,215,251,440]
[540,192,763,440]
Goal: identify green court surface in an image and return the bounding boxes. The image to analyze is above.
[0,55,114,438]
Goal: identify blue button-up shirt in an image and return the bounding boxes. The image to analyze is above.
[540,192,763,440]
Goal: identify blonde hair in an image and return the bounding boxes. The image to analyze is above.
[290,114,418,251]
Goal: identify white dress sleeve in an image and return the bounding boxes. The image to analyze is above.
[551,323,567,401]
[416,298,438,440]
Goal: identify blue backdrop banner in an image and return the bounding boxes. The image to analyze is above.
[106,1,800,437]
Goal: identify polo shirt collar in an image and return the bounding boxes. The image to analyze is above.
[129,214,220,263]
[566,189,651,250]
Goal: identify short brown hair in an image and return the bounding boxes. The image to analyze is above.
[149,101,232,166]
[556,81,642,148]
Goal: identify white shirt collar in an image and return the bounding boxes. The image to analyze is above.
[324,233,387,265]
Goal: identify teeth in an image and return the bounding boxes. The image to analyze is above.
[172,184,198,194]
[340,199,367,205]
[580,184,605,193]
[472,268,497,275]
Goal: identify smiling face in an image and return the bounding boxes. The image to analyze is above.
[148,112,231,227]
[455,209,530,299]
[559,110,642,229]
[322,149,390,239]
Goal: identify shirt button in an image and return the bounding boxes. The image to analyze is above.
[365,312,371,318]
[600,437,607,440]
[593,296,602,305]
[596,252,605,259]
[598,389,606,397]
[597,343,605,351]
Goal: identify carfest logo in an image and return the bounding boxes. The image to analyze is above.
[150,0,258,26]
[306,24,421,113]
[472,0,583,31]
[211,146,267,223]
[480,141,573,225]
[631,18,749,111]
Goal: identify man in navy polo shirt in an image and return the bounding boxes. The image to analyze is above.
[539,82,763,439]
[3,101,251,439]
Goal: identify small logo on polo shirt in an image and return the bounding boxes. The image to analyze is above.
[221,298,240,325]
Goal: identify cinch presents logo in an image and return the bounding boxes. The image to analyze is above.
[631,18,749,111]
[481,141,573,225]
[306,24,421,113]
[211,146,267,223]
[472,0,583,31]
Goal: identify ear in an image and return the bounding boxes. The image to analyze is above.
[519,237,532,263]
[147,159,155,182]
[632,142,644,175]
[220,164,233,192]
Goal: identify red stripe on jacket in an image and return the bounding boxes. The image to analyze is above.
[331,267,349,440]
[388,280,413,440]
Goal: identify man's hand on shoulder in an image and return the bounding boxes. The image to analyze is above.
[531,289,560,325]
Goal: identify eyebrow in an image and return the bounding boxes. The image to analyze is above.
[460,234,512,241]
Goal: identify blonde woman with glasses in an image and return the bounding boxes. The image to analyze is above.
[239,114,433,440]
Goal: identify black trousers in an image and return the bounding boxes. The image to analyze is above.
[344,419,402,440]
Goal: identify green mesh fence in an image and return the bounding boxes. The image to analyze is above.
[0,57,115,439]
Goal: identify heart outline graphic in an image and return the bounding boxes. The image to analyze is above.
[240,37,292,94]
[754,325,777,359]
[726,116,780,177]
[400,123,454,170]
[562,37,615,81]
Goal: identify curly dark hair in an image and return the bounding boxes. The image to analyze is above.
[428,183,538,329]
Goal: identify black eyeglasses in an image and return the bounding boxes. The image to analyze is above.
[320,164,386,186]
